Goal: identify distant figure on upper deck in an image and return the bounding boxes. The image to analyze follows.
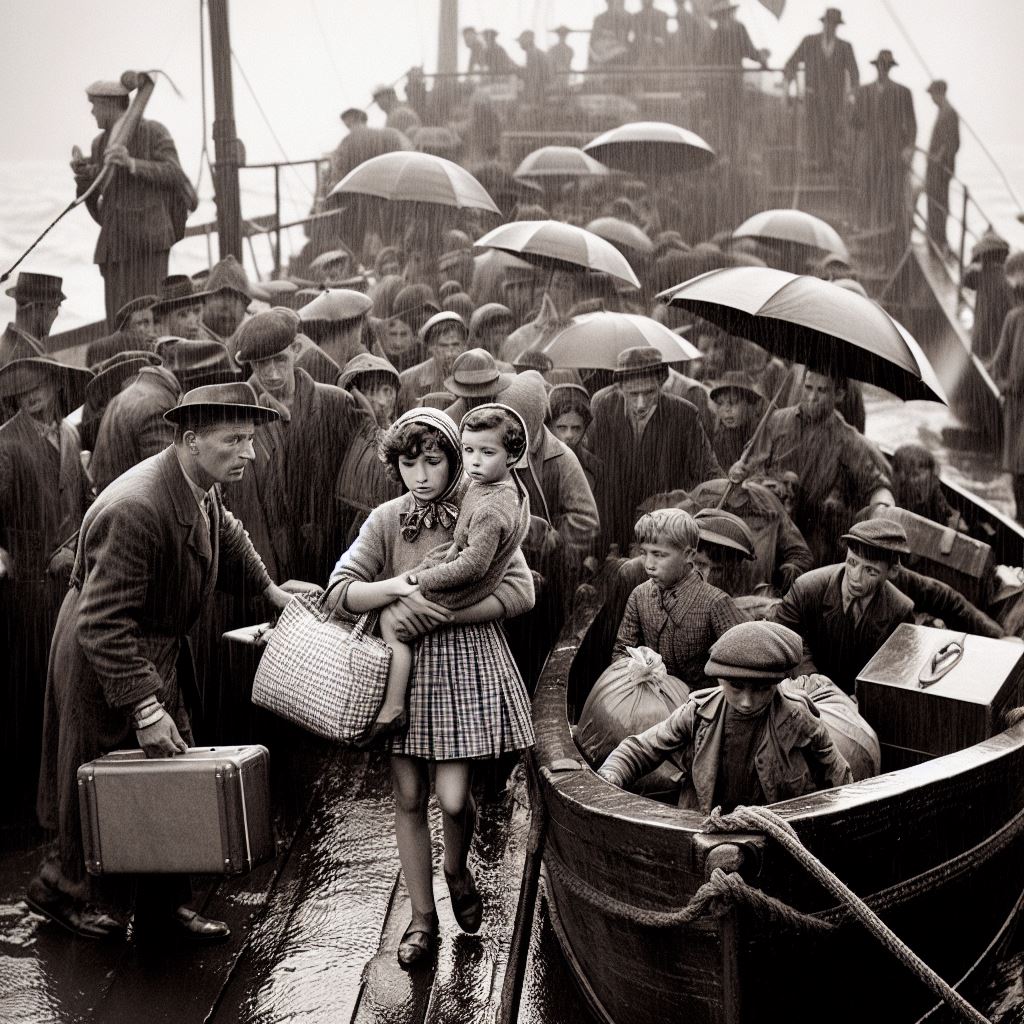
[924,80,960,254]
[782,7,859,172]
[371,84,421,136]
[547,25,575,76]
[71,79,193,331]
[666,0,710,68]
[481,29,517,76]
[589,0,633,69]
[852,50,917,258]
[462,27,488,75]
[632,0,670,63]
[516,30,553,107]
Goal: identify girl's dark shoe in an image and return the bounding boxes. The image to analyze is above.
[397,911,438,969]
[356,709,407,749]
[444,867,483,934]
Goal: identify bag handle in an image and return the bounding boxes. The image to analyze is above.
[918,635,966,688]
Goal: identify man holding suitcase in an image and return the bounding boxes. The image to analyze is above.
[30,382,293,941]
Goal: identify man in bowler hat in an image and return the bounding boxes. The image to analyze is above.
[31,382,294,941]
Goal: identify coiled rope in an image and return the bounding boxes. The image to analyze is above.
[546,803,992,1024]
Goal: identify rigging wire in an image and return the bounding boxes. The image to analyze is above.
[880,0,1024,219]
[196,0,212,192]
[230,46,316,200]
[307,0,347,89]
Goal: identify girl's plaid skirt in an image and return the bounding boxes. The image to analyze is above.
[387,621,535,761]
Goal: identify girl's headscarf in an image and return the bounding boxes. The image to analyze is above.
[387,407,462,542]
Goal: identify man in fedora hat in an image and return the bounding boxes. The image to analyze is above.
[853,50,917,248]
[114,294,158,342]
[152,275,218,341]
[442,347,514,423]
[771,518,915,694]
[78,349,162,453]
[590,347,721,552]
[924,80,960,252]
[71,79,194,328]
[783,8,859,171]
[0,331,93,823]
[398,311,470,413]
[32,381,293,942]
[3,272,66,346]
[224,309,372,582]
[203,255,270,348]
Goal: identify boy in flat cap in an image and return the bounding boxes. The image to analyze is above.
[599,620,852,812]
[613,508,746,688]
[771,518,915,695]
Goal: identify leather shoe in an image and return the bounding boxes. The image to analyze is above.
[397,911,438,969]
[171,906,231,941]
[444,867,483,934]
[26,875,125,940]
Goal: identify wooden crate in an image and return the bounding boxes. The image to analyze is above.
[856,623,1024,768]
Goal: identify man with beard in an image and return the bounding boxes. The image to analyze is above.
[737,368,894,564]
[30,382,292,941]
[224,309,372,582]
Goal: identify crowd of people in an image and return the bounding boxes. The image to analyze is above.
[1,2,1021,971]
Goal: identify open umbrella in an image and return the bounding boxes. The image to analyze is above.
[522,312,701,370]
[583,121,716,176]
[585,217,654,255]
[329,152,500,214]
[324,127,411,190]
[514,146,610,183]
[474,220,641,290]
[733,209,850,261]
[658,266,946,404]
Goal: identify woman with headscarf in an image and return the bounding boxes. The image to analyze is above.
[326,409,535,969]
[547,383,602,495]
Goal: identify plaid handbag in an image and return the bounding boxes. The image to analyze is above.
[251,590,391,744]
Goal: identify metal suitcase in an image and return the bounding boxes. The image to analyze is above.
[77,745,273,876]
[877,505,995,607]
[856,624,1024,770]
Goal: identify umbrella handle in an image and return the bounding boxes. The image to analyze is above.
[715,375,792,511]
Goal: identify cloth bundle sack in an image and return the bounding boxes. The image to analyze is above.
[577,646,691,793]
[252,590,391,744]
[782,675,881,780]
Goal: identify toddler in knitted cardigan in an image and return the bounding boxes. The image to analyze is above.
[366,405,531,742]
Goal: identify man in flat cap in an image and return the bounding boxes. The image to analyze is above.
[599,620,852,812]
[72,79,194,329]
[771,518,915,695]
[32,382,293,942]
[783,8,859,171]
[3,272,66,351]
[296,289,375,384]
[853,50,917,252]
[224,309,373,582]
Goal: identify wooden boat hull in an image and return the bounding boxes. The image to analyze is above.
[532,583,1024,1024]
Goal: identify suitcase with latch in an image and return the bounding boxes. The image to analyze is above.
[77,745,273,875]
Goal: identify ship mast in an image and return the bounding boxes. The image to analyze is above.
[207,0,244,259]
[438,0,459,76]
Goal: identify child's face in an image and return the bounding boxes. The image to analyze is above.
[720,679,776,717]
[461,427,510,484]
[714,390,752,430]
[640,539,692,589]
[551,410,586,449]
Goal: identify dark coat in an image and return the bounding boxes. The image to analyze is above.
[976,270,1016,366]
[77,119,188,265]
[591,389,722,551]
[0,410,89,580]
[988,307,1024,471]
[771,564,914,694]
[783,33,858,108]
[221,368,373,584]
[599,685,852,812]
[36,446,272,880]
[89,366,180,492]
[890,565,1003,638]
